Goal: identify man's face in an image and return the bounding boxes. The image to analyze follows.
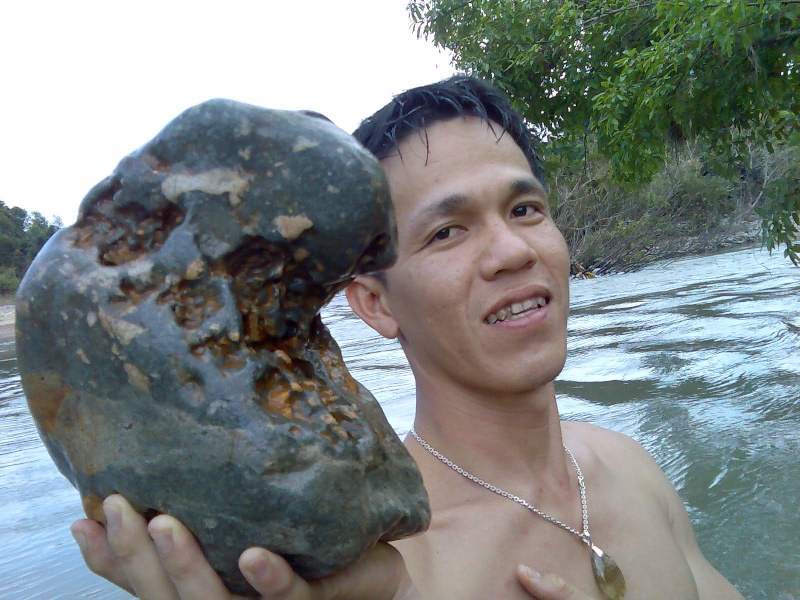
[367,116,570,396]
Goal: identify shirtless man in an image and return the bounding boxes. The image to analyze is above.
[71,76,745,600]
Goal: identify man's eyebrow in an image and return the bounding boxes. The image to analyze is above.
[509,178,547,198]
[408,194,470,228]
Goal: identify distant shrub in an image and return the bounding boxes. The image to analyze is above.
[549,136,771,274]
[647,156,736,232]
[0,267,19,294]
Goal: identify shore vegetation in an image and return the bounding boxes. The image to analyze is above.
[0,201,62,294]
[550,134,797,274]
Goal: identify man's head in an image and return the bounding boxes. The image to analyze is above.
[352,75,546,190]
[346,76,570,399]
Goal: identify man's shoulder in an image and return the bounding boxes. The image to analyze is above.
[561,420,664,481]
[561,419,644,451]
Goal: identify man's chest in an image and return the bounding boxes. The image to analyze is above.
[396,496,700,600]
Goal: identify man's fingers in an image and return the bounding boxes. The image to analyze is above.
[517,565,589,600]
[79,495,410,600]
[103,495,179,600]
[70,518,132,593]
[149,515,233,598]
[240,543,408,600]
[240,548,315,599]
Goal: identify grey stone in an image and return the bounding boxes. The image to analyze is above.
[15,100,430,595]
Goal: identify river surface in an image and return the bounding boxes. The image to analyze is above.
[1,246,798,599]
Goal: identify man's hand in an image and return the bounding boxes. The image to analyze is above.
[516,565,596,600]
[69,495,414,600]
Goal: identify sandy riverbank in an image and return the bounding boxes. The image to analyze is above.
[0,303,14,342]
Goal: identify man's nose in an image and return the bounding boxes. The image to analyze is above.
[478,221,537,280]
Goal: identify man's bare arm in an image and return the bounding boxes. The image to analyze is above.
[621,437,745,600]
[662,486,745,599]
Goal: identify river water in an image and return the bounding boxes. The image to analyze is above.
[1,246,797,599]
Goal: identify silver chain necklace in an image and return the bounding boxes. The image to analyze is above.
[409,427,626,600]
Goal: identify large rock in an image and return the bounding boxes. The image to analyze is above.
[15,100,430,595]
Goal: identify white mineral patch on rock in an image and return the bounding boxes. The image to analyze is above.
[292,137,319,152]
[274,215,313,241]
[162,169,253,204]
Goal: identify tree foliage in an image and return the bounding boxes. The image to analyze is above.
[0,201,62,293]
[409,0,800,263]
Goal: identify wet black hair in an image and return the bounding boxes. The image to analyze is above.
[352,74,545,186]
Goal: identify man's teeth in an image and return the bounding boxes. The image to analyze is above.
[486,297,546,324]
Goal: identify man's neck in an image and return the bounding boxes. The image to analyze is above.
[407,380,572,491]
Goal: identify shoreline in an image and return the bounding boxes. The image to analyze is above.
[0,305,14,343]
[569,213,765,277]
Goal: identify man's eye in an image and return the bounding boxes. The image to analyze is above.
[512,204,540,218]
[432,227,453,241]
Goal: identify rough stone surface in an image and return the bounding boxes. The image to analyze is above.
[15,100,430,595]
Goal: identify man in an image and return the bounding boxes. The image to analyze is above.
[71,76,745,599]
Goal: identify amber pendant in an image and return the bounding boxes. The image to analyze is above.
[590,544,626,600]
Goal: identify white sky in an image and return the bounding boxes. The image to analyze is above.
[0,0,454,225]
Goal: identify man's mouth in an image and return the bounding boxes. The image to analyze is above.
[485,297,547,324]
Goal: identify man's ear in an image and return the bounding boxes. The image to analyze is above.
[345,275,399,340]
